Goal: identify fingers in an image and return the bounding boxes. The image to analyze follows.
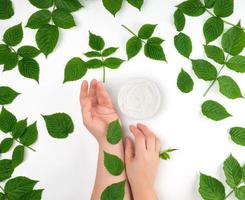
[80,80,92,124]
[96,82,113,107]
[80,80,88,106]
[137,123,156,151]
[155,137,161,153]
[88,79,97,105]
[124,137,135,164]
[129,125,146,154]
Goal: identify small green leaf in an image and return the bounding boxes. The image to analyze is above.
[198,173,225,200]
[52,9,76,29]
[18,58,40,82]
[36,24,59,57]
[217,76,243,99]
[101,180,125,200]
[3,23,23,46]
[29,0,53,9]
[204,45,225,64]
[0,0,14,20]
[3,52,18,71]
[12,145,25,168]
[0,107,17,133]
[17,46,40,58]
[201,100,231,121]
[203,17,224,44]
[42,113,74,138]
[204,0,216,8]
[0,86,20,105]
[26,10,52,29]
[104,151,124,176]
[127,0,143,10]
[84,51,101,58]
[223,154,242,189]
[226,55,245,73]
[89,32,105,51]
[214,0,233,17]
[86,59,103,69]
[0,44,11,64]
[104,57,124,69]
[102,0,123,16]
[144,37,166,61]
[0,159,13,181]
[0,138,13,153]
[126,36,142,60]
[19,122,38,146]
[12,119,27,139]
[177,0,205,16]
[159,149,178,160]
[177,68,194,93]
[102,47,118,57]
[55,0,82,12]
[174,9,185,31]
[138,24,157,40]
[229,127,245,146]
[235,186,245,200]
[174,32,192,58]
[64,57,87,83]
[191,59,217,81]
[107,119,123,144]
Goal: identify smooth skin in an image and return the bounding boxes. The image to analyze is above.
[80,79,160,200]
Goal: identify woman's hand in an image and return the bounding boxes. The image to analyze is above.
[80,79,119,142]
[125,123,160,200]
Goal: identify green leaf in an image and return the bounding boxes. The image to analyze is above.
[204,0,216,8]
[42,113,74,138]
[85,59,103,69]
[126,36,142,60]
[26,10,52,29]
[127,0,143,10]
[217,76,243,99]
[101,180,125,200]
[64,57,87,83]
[204,45,225,64]
[89,32,105,51]
[102,47,118,57]
[174,32,192,58]
[12,119,27,139]
[0,86,20,105]
[174,9,185,31]
[5,176,38,200]
[17,46,40,58]
[55,0,82,12]
[223,154,242,189]
[235,186,245,200]
[36,24,59,57]
[12,145,25,168]
[0,107,17,133]
[159,149,178,160]
[102,0,123,16]
[19,122,38,146]
[226,55,245,73]
[21,189,43,200]
[221,25,245,56]
[144,37,166,61]
[18,58,40,82]
[177,0,205,16]
[138,24,157,40]
[107,120,123,144]
[0,0,14,19]
[3,52,18,71]
[229,127,245,146]
[0,44,11,64]
[84,51,101,58]
[0,192,4,200]
[243,165,245,181]
[177,68,194,93]
[0,138,13,153]
[214,0,233,17]
[201,100,231,121]
[0,159,14,181]
[29,0,53,9]
[3,23,23,46]
[191,59,217,81]
[198,173,225,200]
[104,57,124,69]
[52,9,76,29]
[203,17,224,44]
[104,151,124,176]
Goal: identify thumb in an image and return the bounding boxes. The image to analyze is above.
[125,137,134,164]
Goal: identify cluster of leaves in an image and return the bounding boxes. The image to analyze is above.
[64,32,124,83]
[174,0,245,147]
[123,24,167,61]
[0,0,14,20]
[27,0,82,57]
[0,24,41,82]
[199,154,245,200]
[102,0,144,16]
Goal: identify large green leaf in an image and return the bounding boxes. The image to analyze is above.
[42,113,74,138]
[235,186,245,200]
[103,57,124,69]
[89,32,105,51]
[101,180,125,200]
[0,107,17,133]
[126,36,142,60]
[127,0,143,10]
[36,24,59,57]
[18,58,40,82]
[0,159,14,181]
[214,0,233,17]
[12,145,25,168]
[2,52,18,71]
[17,46,40,58]
[20,189,43,200]
[138,24,157,40]
[144,37,166,61]
[107,119,123,144]
[174,32,192,58]
[26,10,52,29]
[201,100,231,121]
[204,45,225,64]
[226,55,245,73]
[12,119,27,139]
[29,0,53,9]
[177,68,194,93]
[0,86,20,105]
[174,9,185,32]
[0,0,14,19]
[102,0,123,16]
[0,192,4,200]
[229,127,245,146]
[0,138,13,153]
[3,23,23,46]
[52,9,76,29]
[204,0,216,8]
[177,0,205,16]
[55,0,82,12]
[19,122,38,146]
[104,151,124,176]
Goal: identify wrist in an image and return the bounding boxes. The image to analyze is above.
[131,183,157,200]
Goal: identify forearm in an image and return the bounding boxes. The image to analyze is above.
[131,184,157,200]
[91,139,131,200]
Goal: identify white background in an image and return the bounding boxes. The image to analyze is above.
[0,0,244,199]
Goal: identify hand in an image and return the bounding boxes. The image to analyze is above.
[80,79,118,142]
[125,123,160,200]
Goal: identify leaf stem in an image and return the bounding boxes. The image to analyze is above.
[9,46,17,54]
[203,54,229,97]
[121,24,146,44]
[14,138,36,152]
[225,190,234,199]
